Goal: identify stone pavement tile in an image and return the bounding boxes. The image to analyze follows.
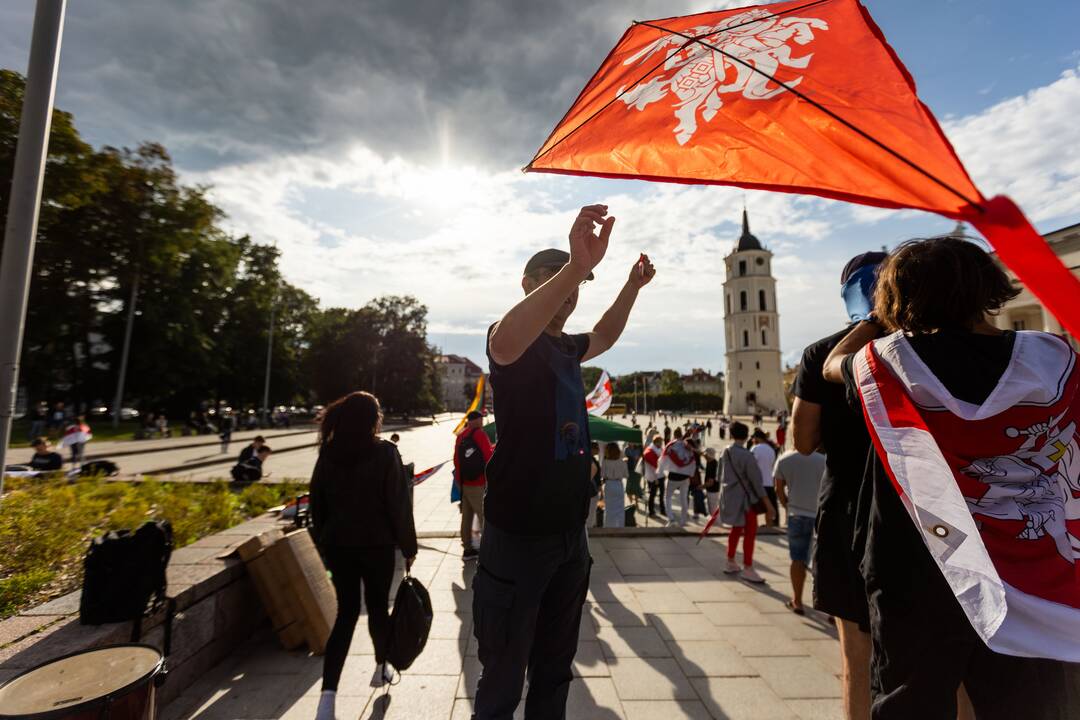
[277,693,369,720]
[579,614,598,641]
[356,675,458,720]
[402,638,467,676]
[785,698,845,720]
[741,588,797,614]
[238,647,316,675]
[19,591,80,616]
[679,580,741,603]
[597,625,671,658]
[0,614,66,645]
[721,627,811,657]
[609,657,697,701]
[649,613,725,641]
[428,587,473,614]
[668,639,756,678]
[451,677,625,720]
[769,612,839,642]
[633,588,700,615]
[574,640,611,677]
[646,550,708,569]
[428,611,472,640]
[457,655,481,698]
[663,566,718,583]
[747,657,841,700]
[298,655,377,697]
[599,536,644,549]
[691,677,798,720]
[799,639,842,676]
[589,599,649,627]
[622,700,714,720]
[695,601,769,626]
[181,671,313,719]
[610,549,666,576]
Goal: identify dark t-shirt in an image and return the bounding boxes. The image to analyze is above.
[793,326,875,509]
[29,451,63,471]
[485,325,592,535]
[841,330,1016,597]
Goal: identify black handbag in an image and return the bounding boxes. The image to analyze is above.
[386,574,433,672]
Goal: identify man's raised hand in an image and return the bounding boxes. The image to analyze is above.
[630,253,656,289]
[568,204,614,276]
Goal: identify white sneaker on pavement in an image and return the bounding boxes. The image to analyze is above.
[723,559,740,574]
[740,566,765,584]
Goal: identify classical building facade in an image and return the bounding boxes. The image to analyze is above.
[990,221,1080,351]
[722,211,786,416]
[436,354,486,412]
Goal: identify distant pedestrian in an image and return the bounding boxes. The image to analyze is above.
[601,442,628,528]
[231,445,271,483]
[703,447,720,515]
[309,391,417,717]
[660,427,695,528]
[663,422,671,443]
[643,434,665,517]
[773,448,825,614]
[751,429,780,527]
[624,441,643,504]
[688,439,707,519]
[705,419,713,437]
[27,401,47,442]
[218,412,235,453]
[453,410,493,559]
[588,441,602,528]
[238,435,266,464]
[59,416,92,468]
[47,401,66,439]
[28,437,63,471]
[720,422,776,583]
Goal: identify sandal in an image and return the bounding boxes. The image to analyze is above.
[785,600,805,615]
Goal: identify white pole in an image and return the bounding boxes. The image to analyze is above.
[0,0,67,498]
[111,267,139,428]
[261,296,277,428]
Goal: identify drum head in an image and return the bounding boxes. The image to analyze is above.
[0,644,162,717]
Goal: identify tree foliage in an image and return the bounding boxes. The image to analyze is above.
[0,70,438,415]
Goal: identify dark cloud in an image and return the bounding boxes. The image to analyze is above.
[0,0,707,171]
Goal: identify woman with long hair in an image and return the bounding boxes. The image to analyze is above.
[310,391,417,720]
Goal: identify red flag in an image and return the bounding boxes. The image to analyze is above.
[526,0,1080,337]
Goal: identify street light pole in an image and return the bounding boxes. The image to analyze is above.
[261,295,277,428]
[111,266,139,428]
[0,0,67,497]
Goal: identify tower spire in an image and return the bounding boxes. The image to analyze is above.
[736,207,763,251]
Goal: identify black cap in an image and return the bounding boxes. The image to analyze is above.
[840,251,888,285]
[466,410,483,421]
[523,249,593,281]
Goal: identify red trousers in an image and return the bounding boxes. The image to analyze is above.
[727,511,758,566]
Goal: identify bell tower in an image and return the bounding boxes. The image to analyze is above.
[722,210,786,416]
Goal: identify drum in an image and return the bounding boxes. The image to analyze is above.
[0,644,163,720]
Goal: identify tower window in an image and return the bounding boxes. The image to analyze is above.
[740,291,747,311]
[757,380,761,389]
[726,294,731,315]
[761,329,767,345]
[743,330,749,347]
[739,362,743,370]
[759,289,766,311]
[755,361,760,370]
[738,260,747,276]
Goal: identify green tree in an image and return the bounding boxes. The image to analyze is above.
[581,366,603,393]
[659,369,684,394]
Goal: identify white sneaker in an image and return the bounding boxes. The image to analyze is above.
[723,559,741,574]
[315,690,336,720]
[740,566,766,584]
[369,662,398,688]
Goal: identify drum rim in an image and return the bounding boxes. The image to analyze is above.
[0,642,164,720]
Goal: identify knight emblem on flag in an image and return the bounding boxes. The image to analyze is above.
[618,8,828,144]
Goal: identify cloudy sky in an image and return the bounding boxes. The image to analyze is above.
[2,0,1079,375]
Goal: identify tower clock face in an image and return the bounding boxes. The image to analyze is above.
[755,257,765,266]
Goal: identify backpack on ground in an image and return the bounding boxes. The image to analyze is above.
[79,459,119,477]
[456,430,486,482]
[386,575,433,672]
[80,520,176,677]
[231,462,261,483]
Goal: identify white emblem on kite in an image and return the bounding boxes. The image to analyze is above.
[962,412,1080,562]
[618,8,828,145]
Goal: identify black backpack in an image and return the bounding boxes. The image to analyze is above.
[386,575,433,672]
[79,459,119,477]
[80,520,176,673]
[456,431,486,482]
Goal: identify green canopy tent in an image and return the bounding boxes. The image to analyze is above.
[483,415,642,444]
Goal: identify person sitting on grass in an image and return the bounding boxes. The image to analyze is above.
[28,437,63,471]
[237,435,266,464]
[231,445,271,483]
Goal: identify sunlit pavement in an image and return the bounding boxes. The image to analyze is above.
[160,414,840,720]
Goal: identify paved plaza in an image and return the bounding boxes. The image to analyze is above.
[150,414,841,720]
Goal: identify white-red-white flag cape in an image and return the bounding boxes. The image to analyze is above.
[854,331,1080,661]
[586,371,613,416]
[413,461,449,487]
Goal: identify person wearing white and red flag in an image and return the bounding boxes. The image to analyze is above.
[642,434,665,517]
[659,427,695,527]
[823,237,1080,718]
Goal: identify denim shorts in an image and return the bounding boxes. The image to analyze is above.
[787,514,815,564]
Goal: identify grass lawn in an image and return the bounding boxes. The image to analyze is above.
[0,474,308,620]
[8,419,145,448]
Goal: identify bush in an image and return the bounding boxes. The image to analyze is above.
[0,476,308,619]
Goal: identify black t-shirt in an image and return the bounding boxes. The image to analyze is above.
[841,330,1016,597]
[485,325,592,535]
[29,451,63,471]
[793,326,876,510]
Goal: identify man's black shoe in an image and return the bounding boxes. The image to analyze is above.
[463,547,479,561]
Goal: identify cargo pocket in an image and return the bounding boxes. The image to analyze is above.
[472,565,515,656]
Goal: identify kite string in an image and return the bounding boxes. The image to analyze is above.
[526,0,837,169]
[630,19,985,212]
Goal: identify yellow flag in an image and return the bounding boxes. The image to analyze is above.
[453,374,486,434]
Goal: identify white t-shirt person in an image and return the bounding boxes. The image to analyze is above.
[772,449,826,518]
[751,441,778,488]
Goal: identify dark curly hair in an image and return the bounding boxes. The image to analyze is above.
[318,391,382,461]
[873,237,1020,333]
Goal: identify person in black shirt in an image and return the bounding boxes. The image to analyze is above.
[823,238,1078,719]
[791,251,885,720]
[474,204,655,719]
[237,435,266,464]
[28,437,63,471]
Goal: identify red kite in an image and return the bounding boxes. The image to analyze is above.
[526,0,1080,337]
